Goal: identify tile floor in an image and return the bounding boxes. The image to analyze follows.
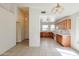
[1,38,79,56]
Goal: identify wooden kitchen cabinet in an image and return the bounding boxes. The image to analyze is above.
[40,32,48,38]
[64,20,67,29]
[60,20,64,29]
[40,32,54,39]
[56,34,62,44]
[56,34,71,47]
[55,16,71,47]
[55,17,71,30]
[62,36,71,47]
[60,22,62,29]
[48,32,55,39]
[67,19,71,29]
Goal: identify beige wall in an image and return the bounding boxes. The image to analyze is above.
[29,7,40,47]
[0,6,16,55]
[71,13,79,51]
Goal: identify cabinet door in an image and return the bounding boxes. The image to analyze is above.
[62,36,71,47]
[49,32,54,39]
[40,32,43,37]
[58,23,60,29]
[56,34,62,44]
[56,34,59,42]
[64,20,67,29]
[40,32,46,37]
[69,19,71,29]
[60,22,62,29]
[48,32,51,38]
[58,35,62,43]
[67,19,71,29]
[62,20,64,29]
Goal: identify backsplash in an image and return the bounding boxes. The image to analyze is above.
[55,29,71,35]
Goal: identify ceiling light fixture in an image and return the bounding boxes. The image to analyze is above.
[52,3,64,14]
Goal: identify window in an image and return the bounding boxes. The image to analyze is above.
[40,15,55,32]
[42,25,48,31]
[50,25,55,31]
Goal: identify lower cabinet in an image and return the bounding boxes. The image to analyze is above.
[62,36,71,47]
[56,34,71,47]
[56,34,62,44]
[40,32,54,39]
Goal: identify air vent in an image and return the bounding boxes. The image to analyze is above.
[41,11,46,14]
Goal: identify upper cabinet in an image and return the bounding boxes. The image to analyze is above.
[67,19,71,29]
[55,17,71,29]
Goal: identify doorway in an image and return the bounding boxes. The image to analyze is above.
[16,7,29,47]
[40,14,55,48]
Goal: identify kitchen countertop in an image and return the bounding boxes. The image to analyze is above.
[55,32,71,36]
[52,31,71,36]
[40,31,71,36]
[56,33,71,36]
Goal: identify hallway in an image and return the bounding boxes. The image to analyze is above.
[1,38,79,56]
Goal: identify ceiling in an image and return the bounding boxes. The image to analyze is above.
[17,3,79,20]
